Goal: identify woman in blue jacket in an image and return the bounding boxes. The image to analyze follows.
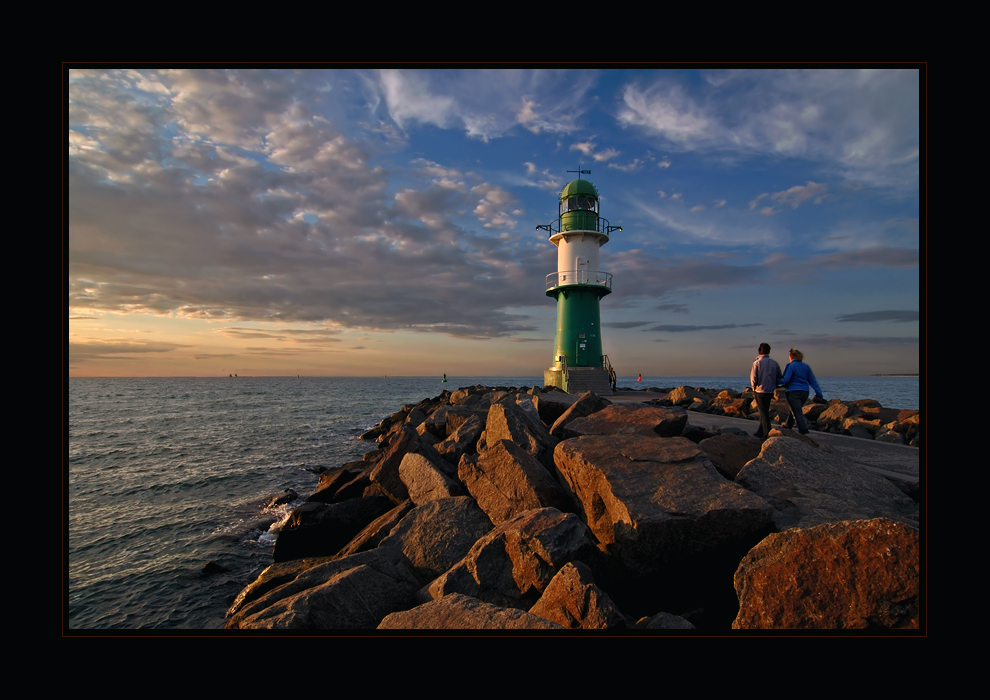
[780,348,823,435]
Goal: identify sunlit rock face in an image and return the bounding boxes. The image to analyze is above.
[733,518,920,630]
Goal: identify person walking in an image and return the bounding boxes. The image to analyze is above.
[780,348,823,435]
[750,342,781,440]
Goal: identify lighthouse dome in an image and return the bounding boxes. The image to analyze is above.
[559,179,599,202]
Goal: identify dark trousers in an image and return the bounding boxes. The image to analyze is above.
[784,390,810,433]
[755,392,774,439]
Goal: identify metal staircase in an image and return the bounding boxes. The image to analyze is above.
[565,367,613,395]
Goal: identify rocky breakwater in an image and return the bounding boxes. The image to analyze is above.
[634,386,922,447]
[225,385,921,631]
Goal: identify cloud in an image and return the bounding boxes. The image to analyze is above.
[645,323,762,332]
[376,69,597,141]
[571,139,620,162]
[604,321,653,328]
[68,70,557,340]
[616,69,920,189]
[69,338,190,362]
[836,310,919,323]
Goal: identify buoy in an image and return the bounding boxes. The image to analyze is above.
[637,373,642,382]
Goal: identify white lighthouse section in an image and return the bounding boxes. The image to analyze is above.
[549,230,610,286]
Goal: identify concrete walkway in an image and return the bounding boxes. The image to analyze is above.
[608,391,920,485]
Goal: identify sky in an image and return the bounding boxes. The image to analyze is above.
[67,68,922,378]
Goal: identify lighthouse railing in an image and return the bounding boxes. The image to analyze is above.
[536,217,621,237]
[546,270,612,290]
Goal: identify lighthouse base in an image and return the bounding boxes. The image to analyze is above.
[544,367,613,395]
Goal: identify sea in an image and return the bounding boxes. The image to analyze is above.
[66,374,920,630]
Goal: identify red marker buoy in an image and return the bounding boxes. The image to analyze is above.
[637,373,642,382]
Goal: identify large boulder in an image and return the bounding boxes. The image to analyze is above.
[333,500,415,559]
[398,452,463,504]
[378,496,493,582]
[553,435,773,576]
[458,439,573,525]
[434,414,485,467]
[369,426,445,504]
[226,547,421,629]
[698,433,764,480]
[272,496,394,563]
[425,507,599,610]
[555,404,688,440]
[734,436,919,530]
[485,401,559,470]
[528,561,627,630]
[549,391,612,439]
[733,518,920,629]
[378,593,565,630]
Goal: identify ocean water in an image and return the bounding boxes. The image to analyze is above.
[66,374,919,630]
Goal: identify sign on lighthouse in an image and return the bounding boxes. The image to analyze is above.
[538,171,621,394]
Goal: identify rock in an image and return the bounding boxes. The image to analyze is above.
[333,500,415,559]
[553,435,773,576]
[378,496,493,582]
[486,401,559,471]
[528,561,627,629]
[202,561,228,574]
[711,397,750,417]
[698,433,764,480]
[369,426,445,504]
[734,436,919,530]
[307,468,362,504]
[272,496,394,563]
[398,453,464,504]
[266,489,299,508]
[549,391,612,439]
[733,518,919,629]
[668,386,710,408]
[378,593,565,630]
[458,439,573,525]
[638,612,697,630]
[425,507,599,610]
[227,547,421,630]
[434,414,485,467]
[555,404,688,440]
[817,402,863,429]
[533,391,580,427]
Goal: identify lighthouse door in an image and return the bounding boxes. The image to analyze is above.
[576,257,588,284]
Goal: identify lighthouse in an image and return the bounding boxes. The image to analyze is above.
[538,171,621,394]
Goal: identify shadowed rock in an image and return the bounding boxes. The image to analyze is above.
[435,414,485,467]
[734,436,919,530]
[425,507,599,610]
[379,593,565,630]
[333,500,415,559]
[272,496,394,563]
[549,391,612,439]
[699,433,764,480]
[226,547,421,629]
[733,518,919,629]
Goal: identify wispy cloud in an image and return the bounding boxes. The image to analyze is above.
[836,310,919,323]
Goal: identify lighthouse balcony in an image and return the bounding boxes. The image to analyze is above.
[537,216,621,239]
[546,270,612,290]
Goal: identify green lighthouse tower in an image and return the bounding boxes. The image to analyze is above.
[538,172,621,394]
